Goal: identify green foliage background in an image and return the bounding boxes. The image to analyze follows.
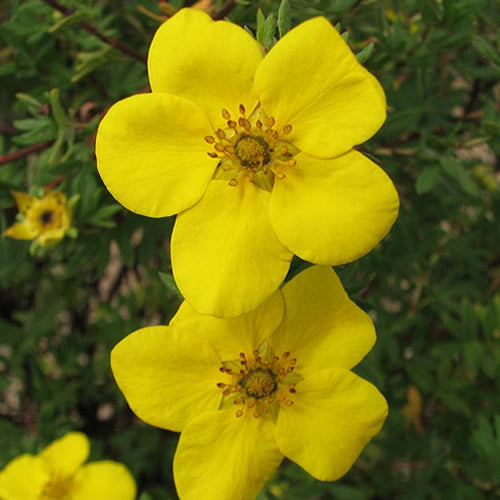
[0,0,498,498]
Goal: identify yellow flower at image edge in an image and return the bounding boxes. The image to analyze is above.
[0,432,136,500]
[3,191,71,247]
[111,266,388,500]
[96,8,400,318]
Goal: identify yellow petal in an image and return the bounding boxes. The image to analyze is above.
[171,178,293,318]
[255,17,386,158]
[170,290,284,362]
[39,431,90,477]
[148,8,262,129]
[276,368,388,481]
[96,93,216,217]
[0,454,47,500]
[11,191,36,214]
[111,325,222,432]
[3,220,38,240]
[269,266,375,377]
[174,410,283,500]
[72,461,136,500]
[37,228,66,247]
[269,150,399,265]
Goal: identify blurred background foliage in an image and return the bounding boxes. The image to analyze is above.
[0,0,498,498]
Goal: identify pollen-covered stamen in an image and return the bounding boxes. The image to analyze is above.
[217,346,300,419]
[207,105,298,189]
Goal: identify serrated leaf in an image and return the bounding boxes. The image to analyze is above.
[277,0,291,38]
[261,14,277,50]
[256,9,266,45]
[416,166,441,194]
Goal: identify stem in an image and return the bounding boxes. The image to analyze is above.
[0,141,54,167]
[212,0,237,20]
[42,0,145,62]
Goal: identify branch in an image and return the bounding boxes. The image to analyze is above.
[0,141,54,167]
[212,0,236,20]
[42,0,145,63]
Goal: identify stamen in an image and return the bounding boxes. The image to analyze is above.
[222,109,231,120]
[215,143,225,152]
[216,129,226,140]
[229,178,238,186]
[239,104,246,115]
[236,409,244,417]
[280,146,288,155]
[267,117,275,128]
[217,382,226,388]
[288,159,297,167]
[207,152,218,158]
[228,120,237,129]
[276,171,286,180]
[283,124,292,134]
[205,136,215,144]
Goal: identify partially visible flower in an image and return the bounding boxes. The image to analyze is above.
[112,266,388,500]
[3,190,71,247]
[96,8,400,318]
[0,431,136,500]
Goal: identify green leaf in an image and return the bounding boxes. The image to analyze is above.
[416,166,441,194]
[355,42,374,64]
[471,35,500,66]
[439,157,480,197]
[49,11,91,33]
[277,0,291,38]
[258,13,277,50]
[256,9,266,45]
[159,271,182,298]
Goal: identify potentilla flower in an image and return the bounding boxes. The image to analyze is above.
[96,8,399,317]
[0,431,136,500]
[3,190,71,247]
[111,266,388,500]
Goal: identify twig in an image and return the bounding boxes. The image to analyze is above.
[42,0,145,63]
[0,141,54,167]
[212,0,236,20]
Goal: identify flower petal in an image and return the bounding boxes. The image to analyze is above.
[148,8,262,129]
[3,220,38,240]
[72,461,136,500]
[269,266,375,377]
[0,455,47,500]
[37,228,66,247]
[174,410,283,500]
[96,93,216,217]
[254,17,386,158]
[171,290,284,362]
[171,178,293,318]
[39,432,90,477]
[111,325,222,432]
[276,368,388,481]
[269,150,399,265]
[12,191,36,214]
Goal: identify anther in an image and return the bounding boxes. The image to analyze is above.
[239,104,246,115]
[280,146,288,155]
[283,352,290,358]
[235,410,244,417]
[285,400,294,406]
[229,179,238,186]
[239,352,246,359]
[273,131,279,139]
[267,117,275,128]
[256,120,263,129]
[253,410,260,418]
[277,171,286,180]
[228,120,237,129]
[289,387,296,393]
[207,152,218,158]
[222,109,231,120]
[219,367,226,373]
[234,398,242,404]
[283,124,292,134]
[288,159,297,167]
[290,359,297,365]
[223,389,231,396]
[215,143,225,152]
[224,145,235,154]
[204,136,215,144]
[217,382,226,388]
[216,129,226,140]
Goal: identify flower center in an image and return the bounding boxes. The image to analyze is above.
[240,368,276,399]
[204,104,299,191]
[216,343,300,419]
[39,209,54,226]
[234,135,270,167]
[40,475,73,499]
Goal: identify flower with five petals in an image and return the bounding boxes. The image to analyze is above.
[3,190,71,247]
[0,432,136,500]
[96,9,399,317]
[111,266,388,500]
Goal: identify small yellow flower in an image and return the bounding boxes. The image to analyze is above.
[3,190,71,247]
[111,266,388,499]
[0,432,136,500]
[96,8,399,318]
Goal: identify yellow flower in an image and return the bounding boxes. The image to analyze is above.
[111,266,388,499]
[3,191,71,247]
[96,9,399,317]
[0,432,136,500]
